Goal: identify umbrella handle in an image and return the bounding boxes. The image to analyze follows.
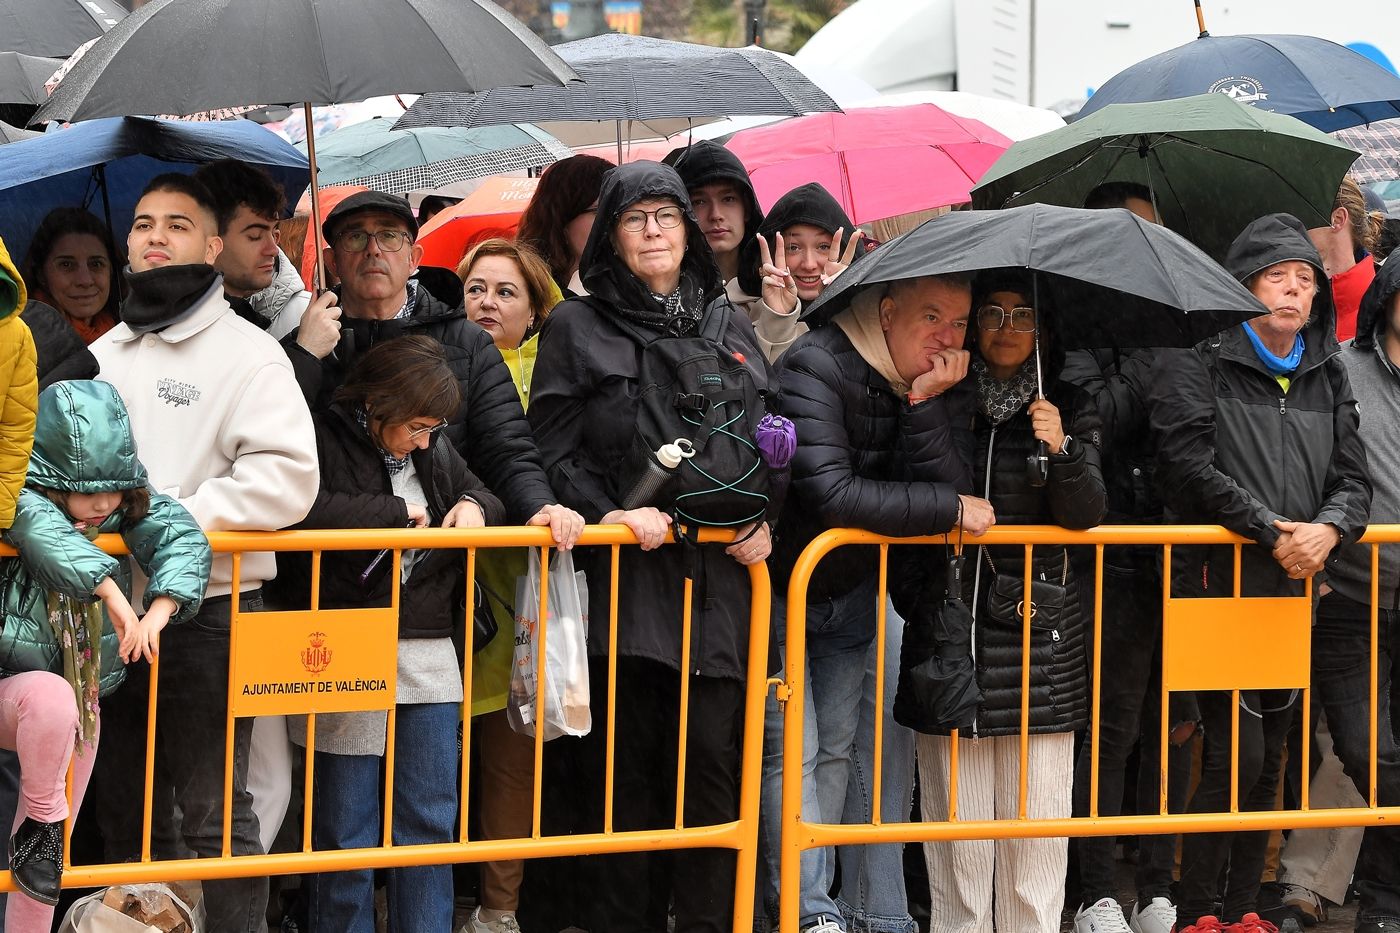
[1194,0,1210,37]
[304,102,327,294]
[1027,441,1050,488]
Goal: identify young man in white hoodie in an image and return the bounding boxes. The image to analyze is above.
[91,173,318,933]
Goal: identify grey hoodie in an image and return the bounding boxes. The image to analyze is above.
[1332,256,1400,609]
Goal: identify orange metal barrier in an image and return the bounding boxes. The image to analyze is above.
[778,524,1400,933]
[0,526,770,933]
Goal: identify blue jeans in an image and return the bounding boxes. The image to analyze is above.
[836,601,916,933]
[305,702,458,933]
[759,578,878,930]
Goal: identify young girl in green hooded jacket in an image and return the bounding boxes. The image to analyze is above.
[0,379,210,926]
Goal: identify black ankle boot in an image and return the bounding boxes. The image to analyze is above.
[9,817,64,905]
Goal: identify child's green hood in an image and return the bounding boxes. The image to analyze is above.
[27,381,148,494]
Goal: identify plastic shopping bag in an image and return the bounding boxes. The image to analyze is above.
[508,548,590,739]
[60,882,204,933]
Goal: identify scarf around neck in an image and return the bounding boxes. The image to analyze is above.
[1243,322,1305,376]
[974,355,1038,425]
[832,289,910,395]
[47,524,104,747]
[122,264,221,334]
[612,268,707,335]
[354,407,411,476]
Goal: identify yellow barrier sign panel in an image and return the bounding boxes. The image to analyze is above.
[1163,596,1311,692]
[230,608,398,716]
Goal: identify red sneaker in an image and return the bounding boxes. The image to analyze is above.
[1179,918,1228,933]
[1228,914,1280,933]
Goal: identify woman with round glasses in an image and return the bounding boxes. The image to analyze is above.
[915,269,1106,932]
[528,161,774,933]
[276,335,504,932]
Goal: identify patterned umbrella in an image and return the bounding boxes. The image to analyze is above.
[1334,120,1400,185]
[395,33,840,149]
[304,118,568,194]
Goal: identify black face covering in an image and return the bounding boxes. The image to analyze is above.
[121,264,221,334]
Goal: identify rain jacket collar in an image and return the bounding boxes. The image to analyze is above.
[1220,212,1338,375]
[579,160,723,330]
[1355,250,1400,352]
[666,140,765,297]
[27,380,147,495]
[248,247,310,326]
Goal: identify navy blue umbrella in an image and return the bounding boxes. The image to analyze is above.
[1078,31,1400,132]
[0,116,309,261]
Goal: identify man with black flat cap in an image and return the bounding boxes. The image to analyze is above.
[285,190,582,544]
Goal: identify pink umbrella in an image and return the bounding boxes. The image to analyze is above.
[724,104,1013,225]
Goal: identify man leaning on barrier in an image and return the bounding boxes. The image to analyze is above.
[1150,213,1372,931]
[763,273,994,933]
[89,173,320,933]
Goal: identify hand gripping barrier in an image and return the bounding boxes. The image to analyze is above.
[776,524,1400,933]
[0,525,770,933]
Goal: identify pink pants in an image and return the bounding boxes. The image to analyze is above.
[0,670,100,930]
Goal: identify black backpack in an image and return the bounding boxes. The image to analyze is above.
[605,301,772,532]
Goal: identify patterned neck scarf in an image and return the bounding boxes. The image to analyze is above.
[391,279,419,321]
[974,355,1039,426]
[47,525,103,746]
[355,407,411,476]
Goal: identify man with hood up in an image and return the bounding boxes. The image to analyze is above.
[1274,257,1400,933]
[666,140,802,363]
[1150,213,1371,930]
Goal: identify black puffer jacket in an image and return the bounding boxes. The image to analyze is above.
[268,403,505,638]
[771,322,972,603]
[20,300,98,388]
[285,266,554,521]
[1151,214,1372,598]
[529,161,773,681]
[962,376,1105,736]
[891,304,1107,736]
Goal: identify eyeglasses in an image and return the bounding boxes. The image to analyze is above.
[405,420,448,440]
[338,229,412,253]
[977,305,1037,333]
[617,206,685,233]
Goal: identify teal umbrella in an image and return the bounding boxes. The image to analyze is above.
[301,116,571,194]
[971,93,1359,259]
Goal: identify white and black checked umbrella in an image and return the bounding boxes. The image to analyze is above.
[307,118,571,194]
[1334,119,1400,185]
[395,33,841,149]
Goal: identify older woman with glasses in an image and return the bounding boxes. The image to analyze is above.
[912,269,1106,933]
[272,335,505,933]
[528,161,774,933]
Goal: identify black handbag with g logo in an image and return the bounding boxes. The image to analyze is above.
[982,548,1070,637]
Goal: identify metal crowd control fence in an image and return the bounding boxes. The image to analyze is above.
[0,526,771,933]
[778,524,1400,933]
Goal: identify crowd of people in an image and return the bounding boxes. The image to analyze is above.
[0,127,1392,933]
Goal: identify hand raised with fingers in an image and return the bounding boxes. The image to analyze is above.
[821,226,865,288]
[757,232,798,314]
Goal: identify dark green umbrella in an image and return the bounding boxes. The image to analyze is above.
[970,93,1359,259]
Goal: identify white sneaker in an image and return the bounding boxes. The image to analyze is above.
[1129,897,1177,933]
[460,908,522,933]
[801,919,845,933]
[1075,898,1132,933]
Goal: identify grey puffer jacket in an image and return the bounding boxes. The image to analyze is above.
[1151,213,1372,598]
[0,381,210,695]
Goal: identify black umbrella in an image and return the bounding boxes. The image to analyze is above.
[0,52,62,107]
[0,0,125,59]
[0,120,41,145]
[394,33,840,153]
[894,552,981,734]
[801,203,1266,350]
[32,0,577,288]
